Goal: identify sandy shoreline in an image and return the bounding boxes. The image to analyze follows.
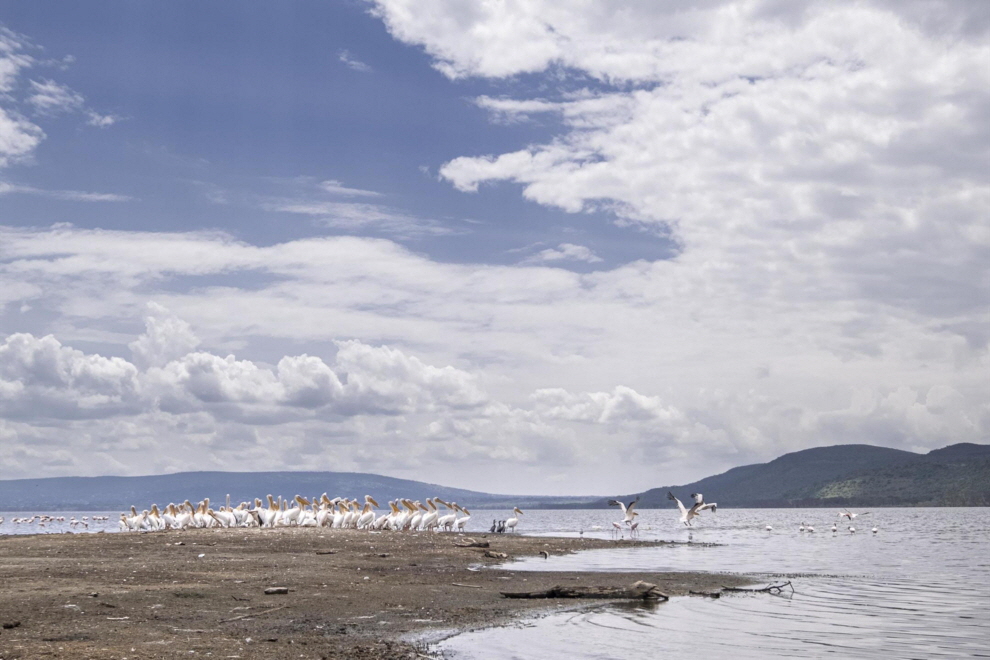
[0,529,751,659]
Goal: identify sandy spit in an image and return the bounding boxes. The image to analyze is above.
[0,528,751,659]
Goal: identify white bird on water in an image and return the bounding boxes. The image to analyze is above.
[765,524,773,532]
[831,523,838,533]
[872,526,878,534]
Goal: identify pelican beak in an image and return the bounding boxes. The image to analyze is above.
[368,496,380,507]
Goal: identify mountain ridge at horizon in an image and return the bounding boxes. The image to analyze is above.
[1,442,987,511]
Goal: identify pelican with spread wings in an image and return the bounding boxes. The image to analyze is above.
[607,496,640,525]
[667,492,717,526]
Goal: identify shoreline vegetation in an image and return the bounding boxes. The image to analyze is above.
[0,528,751,659]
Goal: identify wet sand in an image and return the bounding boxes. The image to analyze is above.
[0,529,751,659]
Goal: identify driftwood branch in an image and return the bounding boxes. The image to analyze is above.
[220,605,287,623]
[502,580,667,601]
[720,581,793,595]
[454,538,490,548]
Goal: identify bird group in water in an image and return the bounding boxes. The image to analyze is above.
[767,511,878,534]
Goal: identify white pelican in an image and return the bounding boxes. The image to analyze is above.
[408,502,426,531]
[691,493,718,514]
[357,502,376,529]
[667,492,713,526]
[437,500,458,532]
[849,526,856,533]
[872,526,878,534]
[421,499,440,531]
[839,510,870,520]
[607,496,640,525]
[831,523,838,533]
[505,507,523,533]
[454,505,471,532]
[765,524,773,532]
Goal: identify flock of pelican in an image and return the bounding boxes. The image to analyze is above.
[114,494,502,533]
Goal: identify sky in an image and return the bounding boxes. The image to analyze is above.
[0,0,987,495]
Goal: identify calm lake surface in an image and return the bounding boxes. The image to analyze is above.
[441,508,990,659]
[2,507,988,658]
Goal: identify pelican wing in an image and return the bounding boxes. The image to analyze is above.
[626,496,640,514]
[667,491,687,516]
[697,503,717,513]
[607,499,628,514]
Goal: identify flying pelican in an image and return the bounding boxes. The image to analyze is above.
[607,496,640,525]
[839,510,870,520]
[505,507,523,533]
[667,492,713,526]
[692,493,717,514]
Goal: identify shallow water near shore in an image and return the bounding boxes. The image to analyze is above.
[442,507,990,659]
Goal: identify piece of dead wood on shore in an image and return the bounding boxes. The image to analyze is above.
[502,580,668,601]
[263,587,289,595]
[483,550,508,559]
[451,583,483,589]
[689,590,722,598]
[454,538,490,548]
[721,581,793,594]
[220,605,288,623]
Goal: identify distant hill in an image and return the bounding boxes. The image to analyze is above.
[607,443,990,508]
[0,471,590,512]
[1,443,987,511]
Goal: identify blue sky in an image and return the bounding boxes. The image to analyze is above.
[0,1,986,494]
[1,1,670,267]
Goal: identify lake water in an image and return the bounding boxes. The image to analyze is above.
[441,508,990,659]
[2,507,988,658]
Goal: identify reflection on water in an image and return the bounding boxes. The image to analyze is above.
[441,508,990,660]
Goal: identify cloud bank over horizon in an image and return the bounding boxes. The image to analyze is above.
[0,1,986,494]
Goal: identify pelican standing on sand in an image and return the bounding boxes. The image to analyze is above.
[505,507,523,533]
